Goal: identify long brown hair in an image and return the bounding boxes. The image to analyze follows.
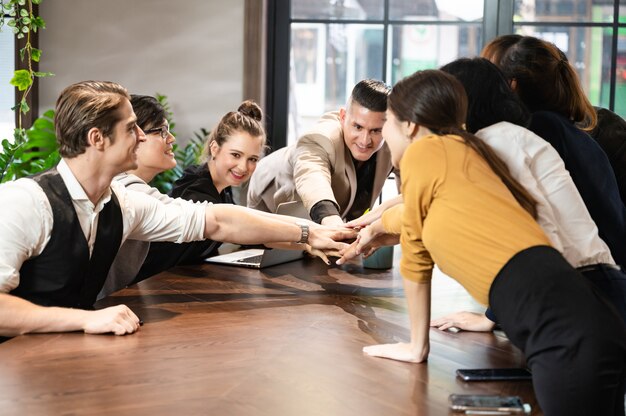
[388,70,537,218]
[488,35,597,131]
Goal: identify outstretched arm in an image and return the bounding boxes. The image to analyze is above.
[204,204,355,252]
[363,279,431,363]
[0,293,140,337]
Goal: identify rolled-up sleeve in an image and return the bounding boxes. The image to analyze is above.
[117,184,207,244]
[0,179,52,292]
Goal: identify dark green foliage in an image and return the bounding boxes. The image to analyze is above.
[0,110,59,183]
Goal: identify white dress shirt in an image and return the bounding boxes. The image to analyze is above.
[476,121,614,268]
[98,173,208,299]
[0,160,207,293]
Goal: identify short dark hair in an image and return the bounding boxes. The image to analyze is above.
[130,95,167,131]
[349,79,390,112]
[440,57,531,133]
[55,80,130,158]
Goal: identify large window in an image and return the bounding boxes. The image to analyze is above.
[513,0,626,117]
[274,0,484,145]
[266,0,625,148]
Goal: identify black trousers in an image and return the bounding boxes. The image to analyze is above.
[490,246,626,416]
[580,264,626,324]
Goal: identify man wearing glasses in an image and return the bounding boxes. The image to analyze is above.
[0,81,352,338]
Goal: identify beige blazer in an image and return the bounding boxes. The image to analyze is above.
[247,111,393,219]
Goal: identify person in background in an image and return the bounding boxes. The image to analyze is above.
[483,34,626,207]
[483,35,626,268]
[247,79,396,226]
[132,100,267,283]
[591,106,626,206]
[98,94,180,298]
[338,69,626,415]
[430,57,626,331]
[103,97,339,298]
[0,81,353,338]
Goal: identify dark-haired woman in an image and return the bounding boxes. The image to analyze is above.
[484,35,626,269]
[339,69,626,415]
[134,101,268,281]
[102,99,340,297]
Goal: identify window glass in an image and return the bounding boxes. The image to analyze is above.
[514,0,615,23]
[0,29,15,142]
[291,0,384,20]
[288,23,383,143]
[389,0,484,22]
[514,1,626,117]
[388,23,482,84]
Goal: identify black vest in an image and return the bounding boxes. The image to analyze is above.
[11,168,123,309]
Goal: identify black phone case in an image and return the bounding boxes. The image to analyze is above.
[456,367,532,381]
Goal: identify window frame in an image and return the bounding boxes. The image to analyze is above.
[265,0,626,149]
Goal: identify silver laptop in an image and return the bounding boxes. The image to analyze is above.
[204,201,311,269]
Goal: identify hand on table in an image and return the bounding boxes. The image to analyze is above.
[363,342,429,363]
[430,311,495,332]
[83,305,141,335]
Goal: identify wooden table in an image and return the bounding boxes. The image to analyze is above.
[0,253,540,415]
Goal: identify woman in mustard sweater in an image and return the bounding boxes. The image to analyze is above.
[339,70,626,415]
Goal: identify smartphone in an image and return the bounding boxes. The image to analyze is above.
[456,368,532,382]
[449,394,526,413]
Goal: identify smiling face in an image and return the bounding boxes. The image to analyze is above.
[340,101,387,162]
[134,119,176,179]
[208,130,265,192]
[104,98,146,173]
[382,109,412,169]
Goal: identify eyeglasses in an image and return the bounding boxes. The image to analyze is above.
[144,125,171,140]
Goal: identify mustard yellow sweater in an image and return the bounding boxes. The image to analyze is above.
[382,134,550,305]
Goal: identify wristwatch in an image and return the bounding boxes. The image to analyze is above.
[295,221,310,244]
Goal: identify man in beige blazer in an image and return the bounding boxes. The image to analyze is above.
[247,79,393,226]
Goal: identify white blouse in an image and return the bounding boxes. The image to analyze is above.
[476,121,614,268]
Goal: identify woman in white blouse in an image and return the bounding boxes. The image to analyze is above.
[432,57,626,330]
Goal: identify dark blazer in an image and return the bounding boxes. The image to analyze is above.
[590,107,626,207]
[529,110,626,268]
